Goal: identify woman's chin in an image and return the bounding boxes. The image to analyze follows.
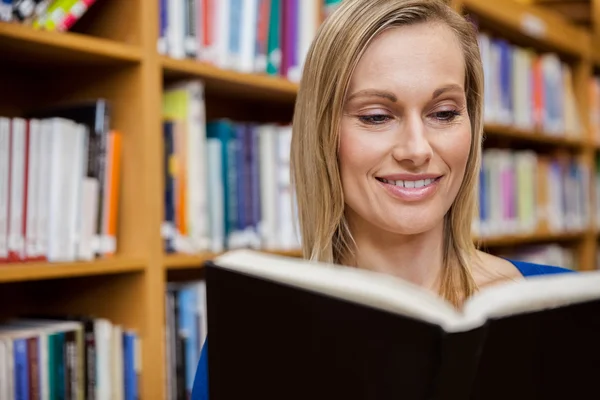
[376,219,440,236]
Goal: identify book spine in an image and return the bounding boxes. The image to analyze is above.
[14,338,29,400]
[27,336,40,400]
[0,117,10,262]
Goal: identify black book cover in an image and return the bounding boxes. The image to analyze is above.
[203,250,600,400]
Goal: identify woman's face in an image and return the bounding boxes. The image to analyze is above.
[339,21,472,236]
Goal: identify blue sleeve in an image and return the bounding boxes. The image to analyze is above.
[191,339,209,400]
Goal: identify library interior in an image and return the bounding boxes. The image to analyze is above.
[1,0,600,398]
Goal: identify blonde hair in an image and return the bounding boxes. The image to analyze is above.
[290,0,484,306]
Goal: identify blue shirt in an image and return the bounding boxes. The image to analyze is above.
[190,259,574,400]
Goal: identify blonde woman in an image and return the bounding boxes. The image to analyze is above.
[192,0,571,398]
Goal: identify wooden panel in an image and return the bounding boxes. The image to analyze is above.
[0,22,142,67]
[0,273,145,330]
[164,250,303,270]
[462,0,591,59]
[23,65,147,259]
[162,56,298,103]
[205,95,295,123]
[69,0,142,45]
[0,65,38,117]
[483,123,585,149]
[0,258,146,283]
[139,0,169,397]
[476,230,587,248]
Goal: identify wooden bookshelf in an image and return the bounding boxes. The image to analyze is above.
[483,123,586,148]
[476,230,588,248]
[162,56,298,102]
[0,258,146,284]
[0,21,142,65]
[0,0,598,397]
[460,0,591,58]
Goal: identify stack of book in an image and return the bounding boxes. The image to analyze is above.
[0,100,122,263]
[158,0,319,81]
[162,80,300,254]
[478,31,582,137]
[474,148,590,238]
[0,0,98,31]
[0,315,140,400]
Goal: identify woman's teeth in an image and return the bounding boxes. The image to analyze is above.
[379,178,436,188]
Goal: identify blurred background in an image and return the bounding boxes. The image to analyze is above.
[0,0,599,398]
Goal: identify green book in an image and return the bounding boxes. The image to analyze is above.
[266,0,282,75]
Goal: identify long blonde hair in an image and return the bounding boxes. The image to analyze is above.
[290,0,484,306]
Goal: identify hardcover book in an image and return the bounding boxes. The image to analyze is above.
[204,250,600,400]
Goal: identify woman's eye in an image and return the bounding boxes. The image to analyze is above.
[358,114,391,125]
[433,110,460,122]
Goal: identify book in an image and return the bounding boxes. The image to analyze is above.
[204,249,600,399]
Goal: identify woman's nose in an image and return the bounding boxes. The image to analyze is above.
[391,114,433,167]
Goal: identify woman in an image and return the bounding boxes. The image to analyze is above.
[192,0,571,398]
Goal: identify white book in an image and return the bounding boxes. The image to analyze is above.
[95,319,113,400]
[0,118,10,261]
[168,0,186,58]
[70,123,89,260]
[25,119,42,260]
[258,125,278,250]
[239,0,258,73]
[215,0,231,68]
[0,338,7,400]
[78,178,99,260]
[46,118,72,261]
[8,118,26,261]
[111,325,124,400]
[36,119,53,261]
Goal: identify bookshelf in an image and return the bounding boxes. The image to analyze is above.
[1,0,600,398]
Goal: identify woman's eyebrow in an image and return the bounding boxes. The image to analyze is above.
[346,89,397,103]
[431,84,463,100]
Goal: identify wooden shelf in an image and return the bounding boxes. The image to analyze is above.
[483,123,585,148]
[0,258,146,283]
[476,230,586,248]
[161,56,298,102]
[164,249,303,270]
[594,36,600,67]
[462,0,591,58]
[0,22,142,66]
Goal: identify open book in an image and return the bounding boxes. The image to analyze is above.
[204,249,600,400]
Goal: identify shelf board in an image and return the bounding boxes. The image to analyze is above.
[483,123,584,148]
[161,56,298,102]
[0,258,146,283]
[0,22,142,67]
[164,250,303,270]
[594,36,600,67]
[462,0,590,58]
[476,230,586,248]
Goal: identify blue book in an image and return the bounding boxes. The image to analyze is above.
[13,338,28,400]
[207,120,237,248]
[178,285,200,398]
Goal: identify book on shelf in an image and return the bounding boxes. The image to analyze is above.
[1,0,98,31]
[204,249,600,399]
[0,101,122,264]
[162,79,300,255]
[0,315,140,400]
[477,31,582,138]
[590,74,600,144]
[159,0,319,81]
[474,148,590,238]
[165,280,207,400]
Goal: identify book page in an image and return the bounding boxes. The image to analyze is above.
[463,270,600,322]
[213,250,486,332]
